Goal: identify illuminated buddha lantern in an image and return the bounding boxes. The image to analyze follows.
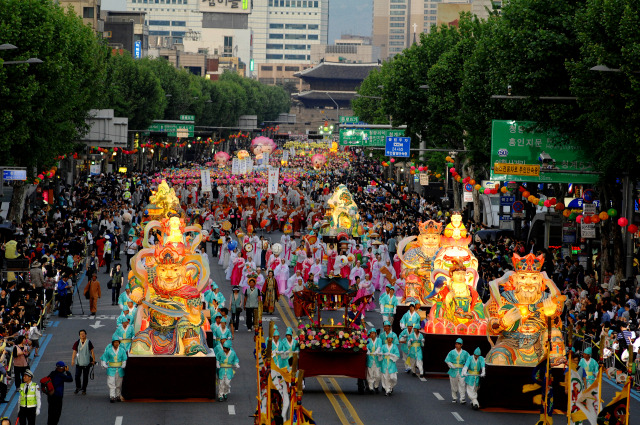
[426,259,485,335]
[321,185,360,237]
[443,211,467,241]
[485,253,566,366]
[397,220,442,304]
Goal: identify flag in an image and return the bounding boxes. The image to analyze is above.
[567,352,586,424]
[596,379,630,425]
[573,368,602,425]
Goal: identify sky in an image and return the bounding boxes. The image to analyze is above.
[100,0,373,44]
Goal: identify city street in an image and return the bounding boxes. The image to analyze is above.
[2,238,636,425]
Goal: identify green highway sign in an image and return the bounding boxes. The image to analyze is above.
[339,116,359,124]
[490,120,598,184]
[339,129,404,147]
[148,123,194,138]
[179,115,195,121]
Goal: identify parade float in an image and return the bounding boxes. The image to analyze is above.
[122,180,217,400]
[319,184,362,243]
[478,253,568,412]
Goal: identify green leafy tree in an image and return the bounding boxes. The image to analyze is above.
[0,0,108,222]
[101,52,166,131]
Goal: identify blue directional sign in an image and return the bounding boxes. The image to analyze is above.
[134,40,142,59]
[500,195,515,206]
[2,169,27,181]
[385,136,411,158]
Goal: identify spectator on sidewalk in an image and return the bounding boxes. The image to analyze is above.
[45,361,73,425]
[71,329,96,395]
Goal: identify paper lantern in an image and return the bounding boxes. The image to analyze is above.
[528,195,536,202]
[469,179,475,185]
[501,186,508,193]
[576,214,583,223]
[583,216,592,224]
[618,217,628,227]
[599,212,609,220]
[436,174,442,178]
[555,202,565,211]
[608,208,617,217]
[522,191,530,199]
[484,188,491,194]
[543,200,550,207]
[474,184,481,191]
[563,209,571,218]
[390,158,395,163]
[549,198,557,205]
[518,186,525,192]
[538,200,544,206]
[491,188,498,195]
[591,216,600,224]
[628,224,638,234]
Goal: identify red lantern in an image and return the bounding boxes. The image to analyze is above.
[583,216,592,224]
[555,203,565,211]
[628,224,638,234]
[390,158,395,163]
[450,168,456,173]
[618,217,629,227]
[518,186,525,192]
[490,188,498,195]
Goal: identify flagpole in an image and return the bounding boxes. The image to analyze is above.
[566,350,572,425]
[543,317,552,425]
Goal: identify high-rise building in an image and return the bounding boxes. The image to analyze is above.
[373,0,494,61]
[57,0,104,33]
[249,0,329,67]
[125,0,201,48]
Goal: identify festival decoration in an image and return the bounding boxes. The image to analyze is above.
[128,180,211,356]
[251,136,277,156]
[397,220,442,305]
[319,185,361,239]
[214,151,231,168]
[311,153,327,170]
[297,323,368,352]
[237,150,250,160]
[484,253,566,366]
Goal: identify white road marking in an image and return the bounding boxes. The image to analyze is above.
[69,315,117,320]
[228,405,236,415]
[452,412,464,422]
[115,416,123,425]
[433,392,444,400]
[89,320,105,329]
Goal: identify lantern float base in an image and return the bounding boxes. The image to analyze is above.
[477,365,567,412]
[122,354,217,400]
[421,333,493,375]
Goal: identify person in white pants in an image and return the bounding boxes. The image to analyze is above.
[445,338,469,404]
[100,337,128,403]
[366,328,382,393]
[379,335,400,396]
[462,347,486,409]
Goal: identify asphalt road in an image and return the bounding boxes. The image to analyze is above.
[2,233,637,425]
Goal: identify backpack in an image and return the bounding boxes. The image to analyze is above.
[40,376,55,396]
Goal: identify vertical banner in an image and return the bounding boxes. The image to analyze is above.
[263,152,270,167]
[289,147,295,158]
[419,173,429,186]
[90,164,101,176]
[268,167,280,194]
[282,151,289,162]
[200,169,211,192]
[239,158,247,175]
[247,159,254,174]
[232,158,239,175]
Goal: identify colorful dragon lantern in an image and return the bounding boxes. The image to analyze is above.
[128,180,211,356]
[484,253,566,366]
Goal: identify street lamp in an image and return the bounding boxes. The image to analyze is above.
[0,57,43,66]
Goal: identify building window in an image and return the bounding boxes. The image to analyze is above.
[390,28,404,33]
[389,41,404,46]
[390,17,405,21]
[223,36,233,57]
[390,11,405,15]
[389,35,404,40]
[269,33,284,39]
[261,65,273,71]
[285,23,306,29]
[285,33,306,39]
[307,34,318,40]
[172,21,186,26]
[390,23,405,27]
[266,44,283,49]
[307,24,318,30]
[285,54,306,60]
[277,66,282,70]
[284,66,299,71]
[172,31,185,37]
[150,20,171,26]
[266,54,284,59]
[270,23,284,28]
[285,44,306,50]
[314,1,318,7]
[82,7,94,18]
[149,30,171,36]
[390,4,406,8]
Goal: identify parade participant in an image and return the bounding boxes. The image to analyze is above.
[578,347,599,387]
[83,273,102,317]
[229,286,243,332]
[380,321,398,345]
[407,326,425,377]
[399,303,421,330]
[214,340,240,402]
[379,335,400,396]
[100,337,128,403]
[274,258,290,295]
[366,328,382,394]
[240,255,257,288]
[398,324,413,373]
[112,318,134,352]
[371,253,383,290]
[445,338,470,404]
[243,277,261,332]
[263,270,279,314]
[277,328,299,371]
[309,257,323,283]
[214,318,233,347]
[211,314,223,342]
[349,260,365,286]
[45,361,73,425]
[71,330,96,395]
[379,285,398,325]
[17,370,40,425]
[356,274,376,311]
[462,347,486,410]
[116,306,133,327]
[117,287,132,311]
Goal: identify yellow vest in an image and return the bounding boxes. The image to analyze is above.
[20,383,37,408]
